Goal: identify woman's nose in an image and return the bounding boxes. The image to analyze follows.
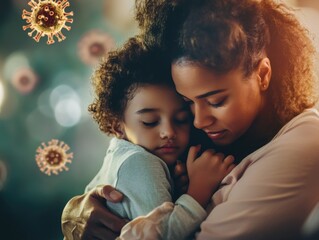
[193,104,215,129]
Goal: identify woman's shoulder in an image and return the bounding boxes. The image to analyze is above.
[244,108,319,165]
[274,108,319,138]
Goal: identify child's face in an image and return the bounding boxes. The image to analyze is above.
[119,85,191,166]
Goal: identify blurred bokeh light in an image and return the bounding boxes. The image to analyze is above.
[0,79,4,112]
[0,159,7,190]
[77,29,116,66]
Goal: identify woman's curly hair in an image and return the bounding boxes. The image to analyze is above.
[136,0,318,125]
[88,36,172,135]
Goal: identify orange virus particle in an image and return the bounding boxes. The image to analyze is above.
[35,139,73,175]
[22,0,74,44]
[11,67,39,95]
[77,30,115,66]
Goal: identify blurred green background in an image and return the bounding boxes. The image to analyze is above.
[0,0,137,239]
[0,0,317,239]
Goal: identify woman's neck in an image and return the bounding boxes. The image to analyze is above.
[218,106,282,164]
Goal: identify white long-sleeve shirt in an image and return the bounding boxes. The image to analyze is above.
[120,108,319,240]
[85,138,207,240]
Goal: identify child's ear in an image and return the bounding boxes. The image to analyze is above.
[112,122,126,139]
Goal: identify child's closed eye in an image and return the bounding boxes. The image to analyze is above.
[142,121,159,127]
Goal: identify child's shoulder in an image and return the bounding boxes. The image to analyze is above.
[109,137,165,164]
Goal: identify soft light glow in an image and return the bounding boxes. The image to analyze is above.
[38,88,54,118]
[103,0,138,34]
[296,7,319,52]
[50,85,82,127]
[0,160,7,190]
[3,51,29,81]
[0,80,5,112]
[26,109,64,141]
[54,98,81,127]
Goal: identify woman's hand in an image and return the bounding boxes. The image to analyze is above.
[61,185,127,240]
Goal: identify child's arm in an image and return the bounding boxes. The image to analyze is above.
[116,147,235,240]
[112,153,173,218]
[114,152,206,239]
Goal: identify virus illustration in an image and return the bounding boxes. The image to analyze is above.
[11,67,39,95]
[35,139,73,176]
[77,30,115,66]
[22,0,74,44]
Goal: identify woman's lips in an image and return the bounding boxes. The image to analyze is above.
[206,130,227,140]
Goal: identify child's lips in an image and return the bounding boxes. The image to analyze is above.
[157,144,179,154]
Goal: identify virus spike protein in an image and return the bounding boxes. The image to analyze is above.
[35,139,73,176]
[22,0,73,45]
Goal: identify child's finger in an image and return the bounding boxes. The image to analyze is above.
[223,155,235,166]
[174,160,186,177]
[186,145,201,169]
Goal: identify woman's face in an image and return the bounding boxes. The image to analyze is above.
[171,63,265,146]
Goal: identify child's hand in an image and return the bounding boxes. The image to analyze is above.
[172,160,189,200]
[186,145,235,207]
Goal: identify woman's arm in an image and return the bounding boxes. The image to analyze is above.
[61,185,126,240]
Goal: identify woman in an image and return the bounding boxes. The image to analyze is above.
[62,0,319,239]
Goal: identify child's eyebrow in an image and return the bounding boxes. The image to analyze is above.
[136,107,189,114]
[135,108,159,114]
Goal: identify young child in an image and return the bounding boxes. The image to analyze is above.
[85,36,235,239]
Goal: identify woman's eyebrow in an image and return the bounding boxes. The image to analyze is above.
[195,89,226,99]
[178,89,227,100]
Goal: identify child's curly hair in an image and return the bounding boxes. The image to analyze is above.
[135,0,318,125]
[88,36,172,136]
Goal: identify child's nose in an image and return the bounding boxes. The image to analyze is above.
[160,124,177,139]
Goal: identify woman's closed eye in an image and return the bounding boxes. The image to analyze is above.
[207,98,226,108]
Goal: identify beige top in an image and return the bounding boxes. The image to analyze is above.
[119,108,319,240]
